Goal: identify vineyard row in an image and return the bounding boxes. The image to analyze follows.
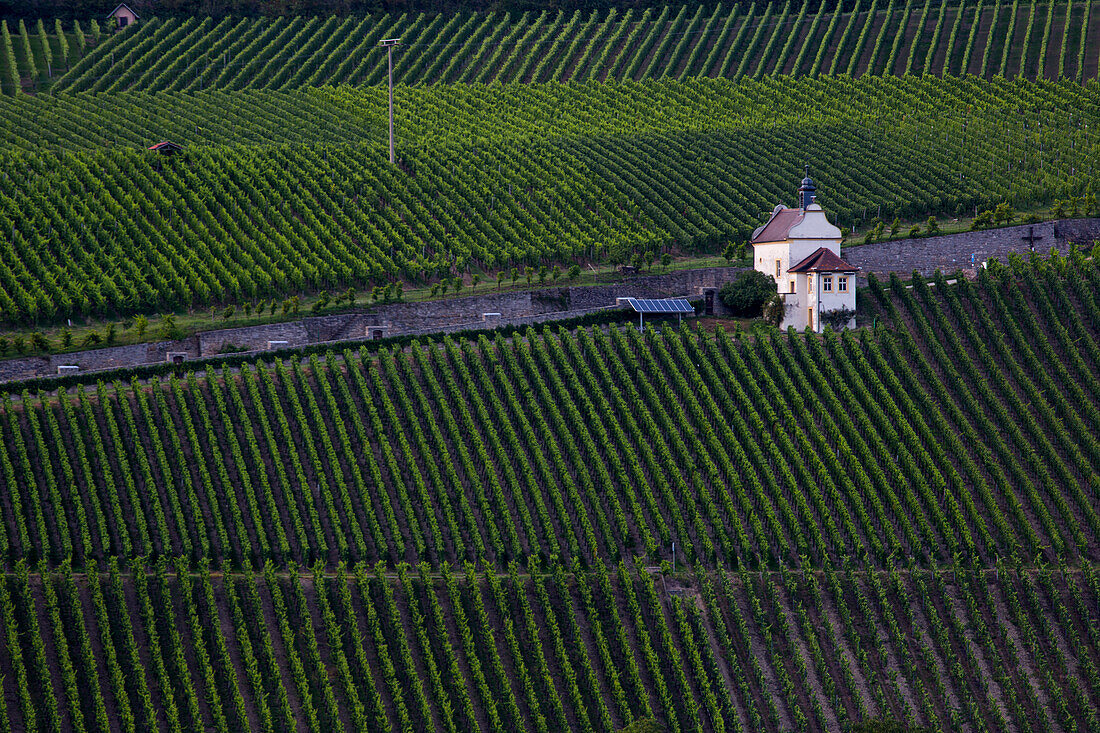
[1,562,1098,733]
[1,251,1099,574]
[15,0,1100,95]
[0,75,1095,323]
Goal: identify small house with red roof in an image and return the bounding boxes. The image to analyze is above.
[750,171,857,332]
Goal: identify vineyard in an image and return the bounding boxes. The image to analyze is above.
[2,561,1099,732]
[4,0,1100,94]
[2,251,1100,729]
[0,75,1097,325]
[2,1,1100,727]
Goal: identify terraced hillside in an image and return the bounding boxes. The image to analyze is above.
[0,75,1096,325]
[2,251,1100,730]
[12,0,1096,94]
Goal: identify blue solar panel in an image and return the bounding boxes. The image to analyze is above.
[624,298,693,313]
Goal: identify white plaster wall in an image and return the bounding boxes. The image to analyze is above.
[814,274,856,331]
[788,205,843,241]
[753,242,789,285]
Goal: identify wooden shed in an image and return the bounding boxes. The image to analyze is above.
[107,4,139,28]
[148,141,183,156]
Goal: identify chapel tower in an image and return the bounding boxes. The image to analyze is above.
[749,172,857,332]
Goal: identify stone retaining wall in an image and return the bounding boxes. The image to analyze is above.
[6,218,1095,385]
[0,337,197,384]
[0,267,746,384]
[845,217,1099,279]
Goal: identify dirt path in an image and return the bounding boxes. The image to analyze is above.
[774,585,841,731]
[730,586,795,732]
[940,583,1016,731]
[816,595,879,719]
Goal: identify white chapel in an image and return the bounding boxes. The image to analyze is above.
[749,172,857,332]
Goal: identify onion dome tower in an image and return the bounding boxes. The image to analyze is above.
[798,165,817,209]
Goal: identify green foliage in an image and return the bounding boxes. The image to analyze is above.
[851,718,934,733]
[761,293,785,327]
[1,21,20,95]
[72,20,84,58]
[0,253,1099,733]
[971,210,993,230]
[821,305,856,330]
[0,75,1089,324]
[36,20,50,76]
[719,270,777,317]
[16,21,36,83]
[158,314,181,339]
[29,4,1096,93]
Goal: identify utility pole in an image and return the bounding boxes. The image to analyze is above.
[378,38,401,165]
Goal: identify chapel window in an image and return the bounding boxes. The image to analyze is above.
[823,276,833,292]
[776,259,782,279]
[790,279,796,293]
[838,276,848,292]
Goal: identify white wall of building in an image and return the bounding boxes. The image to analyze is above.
[752,204,853,332]
[803,272,856,332]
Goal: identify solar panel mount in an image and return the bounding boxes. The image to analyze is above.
[623,298,694,314]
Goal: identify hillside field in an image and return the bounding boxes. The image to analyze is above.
[0,75,1096,327]
[5,0,1100,94]
[2,252,1100,730]
[3,2,1100,730]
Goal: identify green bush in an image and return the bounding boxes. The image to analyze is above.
[718,269,777,317]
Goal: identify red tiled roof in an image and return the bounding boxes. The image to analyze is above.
[751,207,804,244]
[788,247,857,273]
